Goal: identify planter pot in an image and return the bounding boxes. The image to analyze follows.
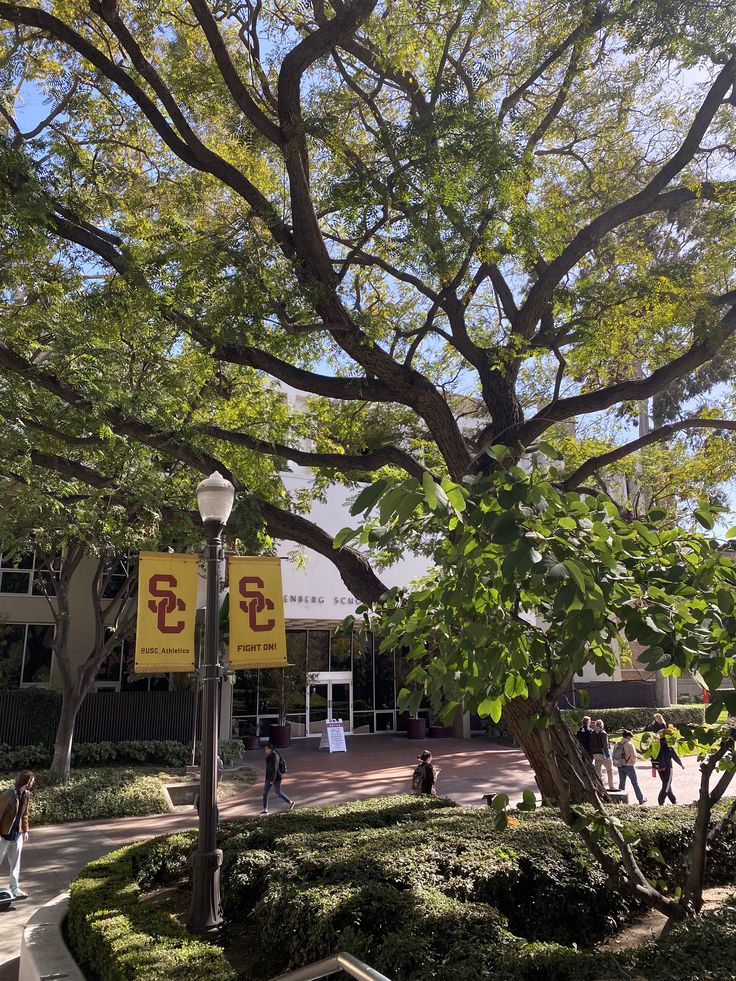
[242,735,260,751]
[407,718,427,740]
[268,723,291,748]
[429,725,451,739]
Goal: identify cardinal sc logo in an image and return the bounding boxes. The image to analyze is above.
[239,576,276,632]
[147,574,186,634]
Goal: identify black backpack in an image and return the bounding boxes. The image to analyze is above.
[278,753,287,775]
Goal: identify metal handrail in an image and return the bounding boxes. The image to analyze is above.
[269,951,392,981]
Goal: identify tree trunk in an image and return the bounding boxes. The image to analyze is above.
[50,687,83,781]
[503,697,605,804]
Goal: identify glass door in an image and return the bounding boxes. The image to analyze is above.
[307,675,353,735]
[330,682,352,733]
[308,683,329,735]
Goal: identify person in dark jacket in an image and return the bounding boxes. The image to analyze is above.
[417,750,437,795]
[0,770,34,899]
[590,719,615,790]
[576,716,594,760]
[654,734,684,805]
[262,743,295,815]
[651,713,667,734]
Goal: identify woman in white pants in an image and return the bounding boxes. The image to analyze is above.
[0,770,34,899]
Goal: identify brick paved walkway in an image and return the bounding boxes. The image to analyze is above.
[0,734,729,977]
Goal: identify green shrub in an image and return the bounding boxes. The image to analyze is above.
[13,769,170,824]
[72,741,118,765]
[68,837,235,981]
[562,705,704,732]
[0,742,52,770]
[218,739,244,766]
[66,796,736,981]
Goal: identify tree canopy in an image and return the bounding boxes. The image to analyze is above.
[0,0,735,588]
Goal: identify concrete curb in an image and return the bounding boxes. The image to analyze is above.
[18,891,85,981]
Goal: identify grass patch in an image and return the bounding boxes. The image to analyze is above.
[0,766,256,825]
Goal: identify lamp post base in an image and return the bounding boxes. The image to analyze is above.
[188,848,223,936]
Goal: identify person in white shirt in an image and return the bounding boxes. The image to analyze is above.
[614,730,646,804]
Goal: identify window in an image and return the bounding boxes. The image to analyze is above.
[22,625,54,684]
[0,554,34,595]
[0,553,60,596]
[329,633,352,672]
[0,623,54,688]
[307,631,329,672]
[104,633,173,692]
[102,554,134,600]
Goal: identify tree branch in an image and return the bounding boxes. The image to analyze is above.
[515,57,736,339]
[202,424,429,480]
[514,303,736,448]
[562,418,736,490]
[0,1,293,250]
[186,0,282,146]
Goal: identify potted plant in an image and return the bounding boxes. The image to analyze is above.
[429,721,451,738]
[264,640,313,748]
[407,715,428,739]
[239,719,261,751]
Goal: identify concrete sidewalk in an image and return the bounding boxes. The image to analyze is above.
[0,734,730,978]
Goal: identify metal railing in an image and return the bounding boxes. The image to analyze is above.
[269,952,392,981]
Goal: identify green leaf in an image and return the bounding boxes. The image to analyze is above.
[517,788,537,812]
[717,589,734,615]
[558,516,576,530]
[504,674,528,699]
[333,526,356,549]
[694,507,714,530]
[536,441,563,460]
[478,696,504,723]
[350,478,389,516]
[422,472,438,510]
[489,793,509,812]
[647,846,665,866]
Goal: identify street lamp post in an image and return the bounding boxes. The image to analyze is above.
[189,471,235,936]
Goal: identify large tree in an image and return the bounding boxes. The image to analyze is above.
[1,0,736,795]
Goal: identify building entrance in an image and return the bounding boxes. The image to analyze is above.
[307,672,352,735]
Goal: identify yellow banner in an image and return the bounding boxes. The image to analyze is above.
[229,556,287,668]
[135,552,199,673]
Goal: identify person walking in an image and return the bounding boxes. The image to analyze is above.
[653,733,684,805]
[590,719,615,790]
[649,714,667,777]
[0,770,35,900]
[412,750,437,796]
[262,743,295,815]
[613,731,646,804]
[576,716,594,761]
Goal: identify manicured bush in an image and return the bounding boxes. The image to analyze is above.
[562,705,704,732]
[0,742,52,770]
[66,796,736,981]
[2,769,171,824]
[68,835,235,981]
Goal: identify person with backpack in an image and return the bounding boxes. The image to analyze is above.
[653,733,684,805]
[590,719,615,790]
[612,731,646,804]
[262,742,295,815]
[412,750,437,796]
[0,769,35,900]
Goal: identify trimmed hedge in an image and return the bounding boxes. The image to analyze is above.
[67,797,736,981]
[562,705,705,732]
[0,738,244,771]
[68,833,236,981]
